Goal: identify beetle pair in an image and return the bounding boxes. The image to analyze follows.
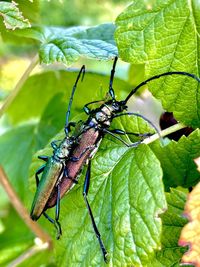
[30,57,200,262]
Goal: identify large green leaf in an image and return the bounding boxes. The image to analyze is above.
[146,189,192,267]
[6,69,130,125]
[29,115,166,266]
[0,1,30,30]
[16,23,118,64]
[115,0,200,128]
[36,93,68,148]
[0,124,37,200]
[150,129,200,190]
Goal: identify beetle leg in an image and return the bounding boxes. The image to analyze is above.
[38,155,48,162]
[83,100,105,115]
[83,160,108,262]
[113,112,160,138]
[65,121,76,133]
[51,140,62,149]
[43,212,62,237]
[42,185,62,239]
[55,184,62,239]
[63,168,78,184]
[35,165,45,186]
[109,129,152,138]
[70,145,95,162]
[103,128,142,147]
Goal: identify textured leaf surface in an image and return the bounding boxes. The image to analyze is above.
[150,129,200,189]
[115,0,200,128]
[179,181,200,266]
[147,189,190,267]
[0,1,30,30]
[29,116,166,266]
[17,23,117,64]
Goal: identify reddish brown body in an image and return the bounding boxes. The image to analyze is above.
[45,127,101,209]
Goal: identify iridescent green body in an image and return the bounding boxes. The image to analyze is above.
[30,136,74,220]
[30,158,63,220]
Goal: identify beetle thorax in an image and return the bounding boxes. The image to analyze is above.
[55,137,73,159]
[94,104,114,126]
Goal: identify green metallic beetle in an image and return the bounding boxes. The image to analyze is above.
[30,66,85,238]
[31,57,200,262]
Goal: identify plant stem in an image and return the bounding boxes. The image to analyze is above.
[0,54,39,118]
[143,123,186,145]
[7,242,49,267]
[0,166,52,247]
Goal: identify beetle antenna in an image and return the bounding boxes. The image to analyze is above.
[65,65,85,134]
[114,112,161,141]
[109,57,118,100]
[124,71,200,104]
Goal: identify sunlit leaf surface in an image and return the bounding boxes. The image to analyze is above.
[16,23,118,64]
[0,1,30,30]
[116,0,200,128]
[150,130,200,189]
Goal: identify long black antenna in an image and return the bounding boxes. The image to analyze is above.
[109,57,118,99]
[113,112,161,139]
[124,71,200,104]
[65,65,85,134]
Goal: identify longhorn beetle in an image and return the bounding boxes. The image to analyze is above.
[31,57,200,262]
[30,66,86,238]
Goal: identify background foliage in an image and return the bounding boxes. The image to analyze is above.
[0,0,200,266]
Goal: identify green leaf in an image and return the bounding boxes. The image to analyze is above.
[115,0,200,128]
[0,124,37,200]
[29,116,166,266]
[0,1,30,30]
[0,0,39,44]
[146,189,191,267]
[150,129,200,189]
[6,69,130,125]
[128,63,145,87]
[15,23,118,64]
[36,93,67,148]
[16,0,39,24]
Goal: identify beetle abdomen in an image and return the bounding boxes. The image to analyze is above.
[30,157,63,220]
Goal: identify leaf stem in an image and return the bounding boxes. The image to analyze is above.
[0,166,52,246]
[0,54,39,118]
[143,123,186,145]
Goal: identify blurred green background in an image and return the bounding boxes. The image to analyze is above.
[0,0,130,91]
